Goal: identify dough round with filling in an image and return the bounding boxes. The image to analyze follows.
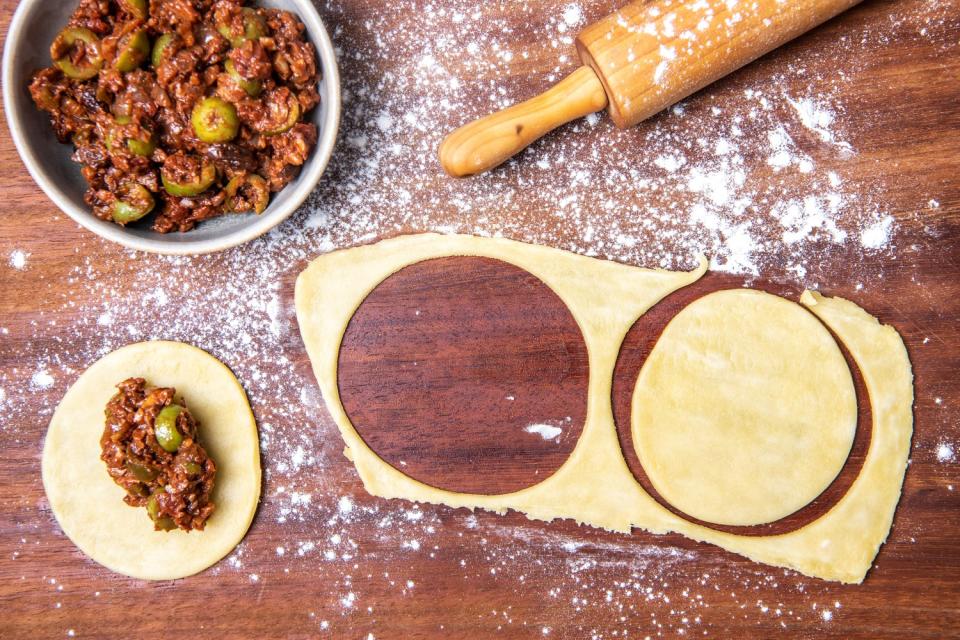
[631,289,857,526]
[42,341,260,580]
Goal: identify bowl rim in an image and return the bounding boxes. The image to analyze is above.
[1,0,341,256]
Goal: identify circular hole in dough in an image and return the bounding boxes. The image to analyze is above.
[338,256,590,495]
[42,341,261,580]
[631,289,857,526]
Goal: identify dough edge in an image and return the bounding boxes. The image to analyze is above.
[42,341,261,581]
[295,233,913,584]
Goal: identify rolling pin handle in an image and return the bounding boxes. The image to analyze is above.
[438,66,608,178]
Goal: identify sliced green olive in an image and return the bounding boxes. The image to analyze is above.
[146,492,161,519]
[126,461,158,483]
[126,133,156,157]
[109,117,157,157]
[119,0,148,19]
[217,7,267,48]
[151,33,176,67]
[146,493,177,530]
[51,27,103,80]
[161,155,217,197]
[128,483,149,497]
[154,404,184,452]
[191,96,239,143]
[115,28,150,72]
[225,59,262,97]
[112,183,155,224]
[183,461,202,476]
[225,173,269,214]
[155,516,177,531]
[259,91,300,136]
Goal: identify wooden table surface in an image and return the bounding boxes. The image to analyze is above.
[1,0,958,638]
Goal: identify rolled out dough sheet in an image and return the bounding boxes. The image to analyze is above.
[42,341,261,580]
[295,233,913,583]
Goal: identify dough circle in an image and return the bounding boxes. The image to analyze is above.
[42,341,261,580]
[631,289,857,526]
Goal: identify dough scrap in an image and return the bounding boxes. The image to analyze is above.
[42,341,261,580]
[295,233,913,583]
[632,289,857,526]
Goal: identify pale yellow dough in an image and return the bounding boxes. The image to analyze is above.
[42,341,261,581]
[295,233,913,583]
[632,289,857,526]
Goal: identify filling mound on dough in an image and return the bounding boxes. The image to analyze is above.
[100,378,216,531]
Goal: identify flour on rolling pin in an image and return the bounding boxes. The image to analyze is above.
[439,0,863,177]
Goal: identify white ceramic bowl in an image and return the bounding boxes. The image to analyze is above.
[2,0,340,255]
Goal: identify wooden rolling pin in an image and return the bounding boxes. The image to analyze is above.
[439,0,861,177]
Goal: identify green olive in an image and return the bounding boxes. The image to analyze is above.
[161,155,217,197]
[151,33,176,67]
[109,117,156,157]
[183,461,202,476]
[126,133,156,157]
[259,90,300,136]
[112,183,155,224]
[126,461,158,483]
[146,492,161,519]
[111,98,133,120]
[225,59,262,97]
[155,517,177,531]
[217,7,267,48]
[115,29,150,72]
[191,96,239,143]
[224,173,269,214]
[146,493,177,530]
[119,0,148,19]
[154,404,183,452]
[51,27,103,80]
[128,483,149,497]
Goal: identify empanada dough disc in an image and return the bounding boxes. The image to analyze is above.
[296,234,913,583]
[632,289,857,526]
[42,341,261,581]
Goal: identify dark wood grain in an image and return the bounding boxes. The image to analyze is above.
[1,0,959,638]
[339,256,589,494]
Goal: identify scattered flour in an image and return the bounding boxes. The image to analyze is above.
[860,214,895,250]
[937,443,955,463]
[786,96,851,155]
[9,250,28,270]
[524,423,564,441]
[561,3,584,29]
[30,370,54,390]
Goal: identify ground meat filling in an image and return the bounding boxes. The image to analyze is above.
[29,0,320,232]
[100,378,216,531]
